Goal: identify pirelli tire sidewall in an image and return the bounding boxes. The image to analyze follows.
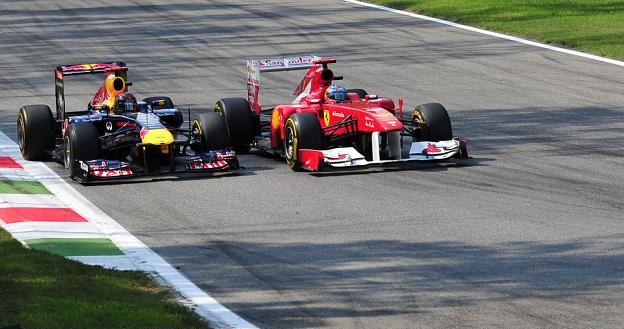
[192,112,230,152]
[214,98,254,153]
[413,103,453,142]
[63,123,100,179]
[284,113,323,171]
[17,105,55,160]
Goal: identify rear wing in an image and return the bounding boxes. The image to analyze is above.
[55,62,128,120]
[246,56,323,113]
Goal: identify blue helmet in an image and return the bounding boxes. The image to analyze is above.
[326,83,348,102]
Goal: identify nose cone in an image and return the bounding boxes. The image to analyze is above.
[141,128,174,145]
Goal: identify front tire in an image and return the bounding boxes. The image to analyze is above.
[413,103,453,142]
[17,105,55,160]
[63,123,100,179]
[284,113,323,171]
[192,112,230,152]
[215,98,254,153]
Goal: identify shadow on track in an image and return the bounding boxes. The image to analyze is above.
[150,235,624,329]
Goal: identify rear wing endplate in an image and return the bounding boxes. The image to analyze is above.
[246,56,321,112]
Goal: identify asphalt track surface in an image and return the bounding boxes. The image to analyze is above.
[1,1,624,328]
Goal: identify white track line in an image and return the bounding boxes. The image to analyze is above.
[68,255,138,271]
[0,194,64,206]
[0,132,257,329]
[344,0,624,67]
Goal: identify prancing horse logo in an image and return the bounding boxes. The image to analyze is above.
[323,110,330,126]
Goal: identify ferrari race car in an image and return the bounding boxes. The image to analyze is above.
[213,56,468,171]
[17,62,237,182]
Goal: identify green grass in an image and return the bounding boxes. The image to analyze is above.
[0,228,211,329]
[366,0,624,60]
[0,180,50,194]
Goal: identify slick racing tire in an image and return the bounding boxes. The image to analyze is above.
[346,88,368,99]
[17,105,55,161]
[284,113,323,171]
[63,123,100,179]
[413,103,453,142]
[143,96,175,110]
[215,98,254,153]
[192,112,230,152]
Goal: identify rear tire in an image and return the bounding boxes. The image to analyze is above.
[63,123,100,179]
[17,105,55,160]
[413,103,453,142]
[284,113,323,171]
[192,112,230,151]
[215,98,254,153]
[143,96,175,110]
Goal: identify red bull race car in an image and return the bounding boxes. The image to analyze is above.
[17,62,237,183]
[213,56,468,171]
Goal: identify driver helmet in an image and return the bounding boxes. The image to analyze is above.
[325,83,348,102]
[114,92,138,113]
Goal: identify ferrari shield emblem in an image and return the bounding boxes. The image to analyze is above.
[323,110,330,126]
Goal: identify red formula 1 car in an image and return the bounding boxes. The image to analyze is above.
[214,56,468,171]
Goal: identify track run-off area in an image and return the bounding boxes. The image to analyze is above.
[1,1,623,328]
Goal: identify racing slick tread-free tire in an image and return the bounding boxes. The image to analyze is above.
[192,112,230,152]
[17,105,55,161]
[215,98,254,153]
[414,103,453,142]
[284,113,323,171]
[64,123,100,179]
[142,96,175,110]
[346,89,368,99]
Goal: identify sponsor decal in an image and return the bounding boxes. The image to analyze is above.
[91,88,108,106]
[80,161,89,172]
[258,58,285,67]
[187,160,228,170]
[323,110,330,126]
[257,56,314,68]
[91,169,133,177]
[285,56,314,65]
[116,121,137,129]
[105,121,113,131]
[324,153,348,161]
[365,118,375,128]
[331,111,345,118]
[424,143,442,154]
[386,120,397,126]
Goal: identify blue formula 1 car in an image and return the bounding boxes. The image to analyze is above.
[17,62,237,183]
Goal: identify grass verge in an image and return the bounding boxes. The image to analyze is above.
[365,0,624,61]
[0,227,210,329]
